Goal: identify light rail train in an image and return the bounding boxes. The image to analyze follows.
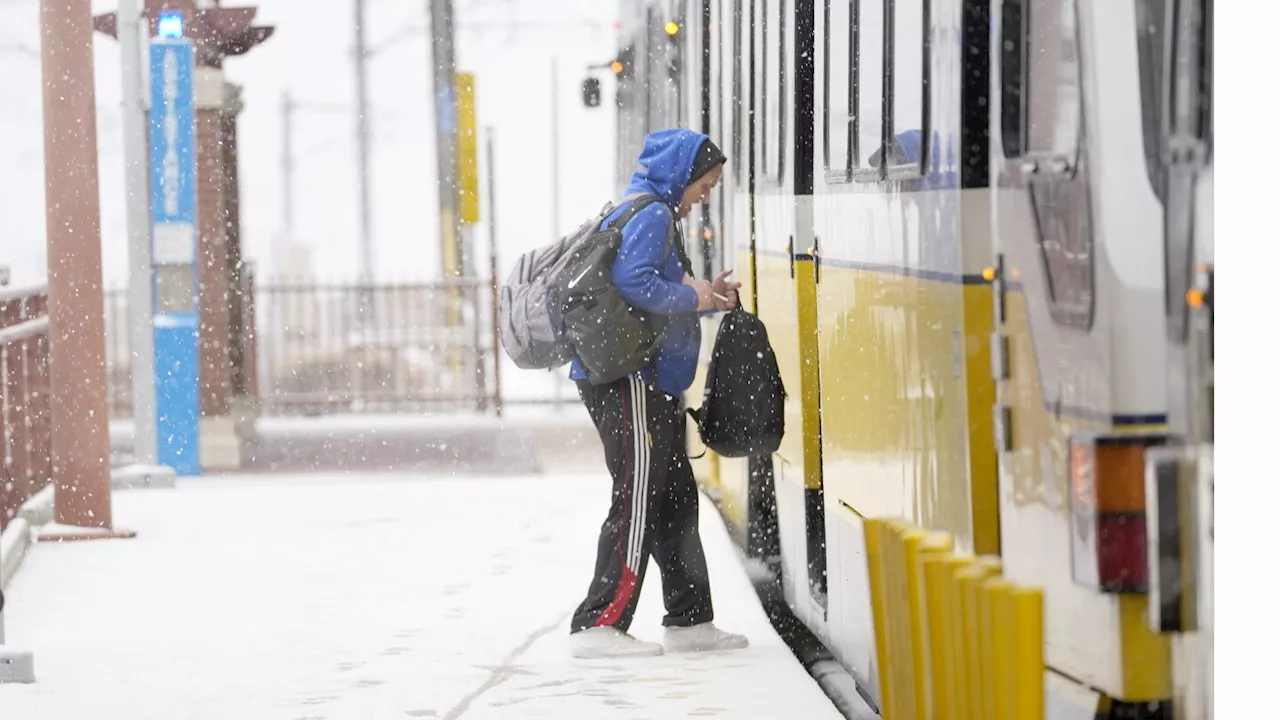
[592,1,1212,717]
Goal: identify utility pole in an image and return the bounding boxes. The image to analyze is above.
[119,0,158,468]
[428,0,463,280]
[354,0,373,286]
[486,127,502,418]
[280,89,294,282]
[428,0,465,398]
[549,56,564,411]
[353,0,374,409]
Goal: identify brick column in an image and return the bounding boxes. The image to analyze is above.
[221,82,259,444]
[38,0,131,538]
[194,65,240,471]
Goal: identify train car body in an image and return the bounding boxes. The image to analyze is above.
[1136,0,1214,717]
[600,0,1211,717]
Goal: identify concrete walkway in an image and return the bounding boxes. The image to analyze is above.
[2,472,841,719]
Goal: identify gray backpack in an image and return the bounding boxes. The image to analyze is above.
[499,194,683,385]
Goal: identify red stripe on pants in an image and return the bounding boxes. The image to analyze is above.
[594,566,638,627]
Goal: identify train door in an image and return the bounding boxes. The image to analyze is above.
[681,0,754,546]
[993,0,1174,714]
[741,0,822,620]
[683,0,744,510]
[1137,0,1214,718]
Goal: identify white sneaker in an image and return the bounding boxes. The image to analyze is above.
[569,627,665,659]
[662,623,749,653]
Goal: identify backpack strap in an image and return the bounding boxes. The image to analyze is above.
[670,223,694,276]
[604,194,662,232]
[606,194,690,275]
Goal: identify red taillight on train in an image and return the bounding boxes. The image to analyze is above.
[1068,433,1168,594]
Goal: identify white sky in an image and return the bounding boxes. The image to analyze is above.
[0,0,622,287]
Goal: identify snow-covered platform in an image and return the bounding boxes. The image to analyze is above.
[1,471,842,719]
[109,409,605,476]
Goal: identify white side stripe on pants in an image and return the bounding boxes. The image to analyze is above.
[625,375,650,571]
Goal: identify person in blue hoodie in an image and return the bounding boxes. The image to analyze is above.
[568,129,748,659]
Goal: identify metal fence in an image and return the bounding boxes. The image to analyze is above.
[103,287,133,419]
[255,280,499,415]
[103,269,259,419]
[1,285,51,530]
[104,278,504,418]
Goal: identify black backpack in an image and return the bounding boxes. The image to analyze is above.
[687,308,786,457]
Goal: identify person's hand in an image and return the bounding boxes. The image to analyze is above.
[711,269,742,311]
[684,276,715,312]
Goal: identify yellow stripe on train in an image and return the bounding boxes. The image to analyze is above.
[866,519,1046,720]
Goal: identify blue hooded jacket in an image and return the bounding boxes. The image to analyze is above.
[568,129,714,397]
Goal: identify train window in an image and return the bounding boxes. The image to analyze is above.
[887,0,927,176]
[999,0,1027,157]
[1170,0,1211,142]
[1002,0,1093,328]
[732,0,744,185]
[1025,0,1080,159]
[686,2,702,129]
[823,0,855,179]
[1030,0,1092,328]
[1198,0,1212,154]
[856,0,886,172]
[1162,0,1212,336]
[1135,0,1167,198]
[712,0,728,275]
[764,0,787,183]
[756,0,787,185]
[759,0,772,182]
[1002,0,1082,163]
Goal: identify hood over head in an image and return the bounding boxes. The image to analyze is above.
[625,129,715,207]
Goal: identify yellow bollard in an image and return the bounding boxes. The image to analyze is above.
[925,554,971,720]
[1012,588,1045,720]
[958,558,1002,720]
[983,579,1016,720]
[947,558,975,720]
[908,532,953,719]
[886,522,918,720]
[864,519,894,719]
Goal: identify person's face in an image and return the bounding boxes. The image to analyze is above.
[677,164,723,219]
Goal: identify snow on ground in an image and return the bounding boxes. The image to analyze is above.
[109,403,595,440]
[2,472,841,719]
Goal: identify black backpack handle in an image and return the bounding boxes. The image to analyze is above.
[685,406,707,460]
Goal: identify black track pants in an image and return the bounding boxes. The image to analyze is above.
[570,375,714,634]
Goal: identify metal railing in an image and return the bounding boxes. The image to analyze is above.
[1,285,51,531]
[104,278,509,418]
[104,263,260,419]
[254,279,499,415]
[103,287,132,419]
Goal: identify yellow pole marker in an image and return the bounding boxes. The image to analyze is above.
[456,73,480,225]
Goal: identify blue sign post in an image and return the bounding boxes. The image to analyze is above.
[149,16,201,475]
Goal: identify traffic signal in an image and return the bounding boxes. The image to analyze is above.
[582,76,601,108]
